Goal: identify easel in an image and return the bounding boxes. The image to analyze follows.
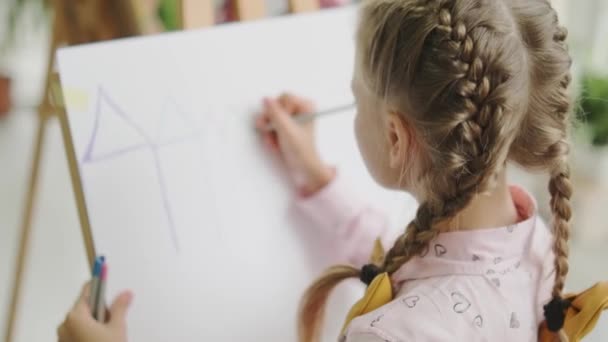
[3,1,320,342]
[3,1,140,341]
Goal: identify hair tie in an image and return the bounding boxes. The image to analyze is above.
[360,264,382,286]
[543,296,571,332]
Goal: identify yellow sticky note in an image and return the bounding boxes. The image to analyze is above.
[62,87,90,112]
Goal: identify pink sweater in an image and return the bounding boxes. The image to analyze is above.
[296,175,556,341]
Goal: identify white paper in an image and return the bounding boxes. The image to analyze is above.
[57,6,416,341]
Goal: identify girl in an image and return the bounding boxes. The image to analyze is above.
[58,0,574,341]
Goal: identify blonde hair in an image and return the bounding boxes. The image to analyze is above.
[298,1,573,341]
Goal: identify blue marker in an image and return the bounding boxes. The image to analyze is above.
[89,256,104,316]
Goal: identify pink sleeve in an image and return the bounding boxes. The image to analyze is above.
[295,174,391,267]
[531,218,556,325]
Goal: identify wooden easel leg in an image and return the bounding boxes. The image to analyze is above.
[3,114,49,342]
[4,1,141,339]
[4,11,59,340]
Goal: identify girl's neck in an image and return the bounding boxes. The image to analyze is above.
[436,169,519,232]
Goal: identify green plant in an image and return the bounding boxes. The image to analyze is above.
[579,75,608,146]
[157,0,180,31]
[1,0,50,55]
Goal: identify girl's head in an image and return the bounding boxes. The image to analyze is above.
[301,0,573,341]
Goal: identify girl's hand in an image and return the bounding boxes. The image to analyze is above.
[57,282,133,342]
[256,93,335,195]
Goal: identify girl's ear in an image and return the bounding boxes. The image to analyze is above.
[386,111,410,170]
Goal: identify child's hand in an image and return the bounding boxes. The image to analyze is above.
[256,94,335,195]
[57,282,132,342]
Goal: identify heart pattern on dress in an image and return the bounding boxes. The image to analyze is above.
[451,292,471,313]
[434,244,447,257]
[402,295,420,308]
[474,315,483,327]
[371,314,384,327]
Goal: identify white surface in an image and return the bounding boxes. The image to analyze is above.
[56,7,414,341]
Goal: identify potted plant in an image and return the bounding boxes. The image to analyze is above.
[571,75,608,183]
[0,0,49,116]
[568,74,608,243]
[579,75,608,147]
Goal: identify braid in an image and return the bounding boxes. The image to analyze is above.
[549,22,573,301]
[381,1,523,275]
[549,164,572,297]
[382,203,434,273]
[545,22,574,339]
[507,1,574,337]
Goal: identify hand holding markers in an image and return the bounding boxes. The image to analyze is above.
[57,256,133,342]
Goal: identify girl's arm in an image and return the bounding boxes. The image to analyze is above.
[296,173,391,267]
[256,94,392,267]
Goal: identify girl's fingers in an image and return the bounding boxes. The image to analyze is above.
[254,114,264,129]
[255,112,278,149]
[263,134,279,151]
[73,282,91,314]
[57,323,70,342]
[278,93,297,114]
[278,93,314,117]
[264,98,297,134]
[108,291,133,329]
[254,113,270,131]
